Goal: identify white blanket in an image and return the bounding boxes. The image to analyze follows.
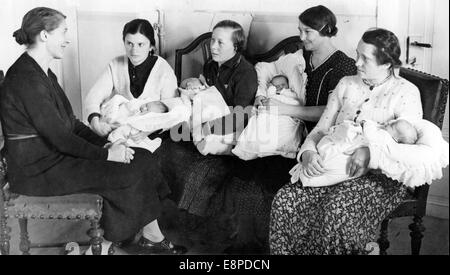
[367,119,449,188]
[101,95,191,152]
[232,87,303,160]
[289,119,449,188]
[179,86,230,140]
[102,87,230,153]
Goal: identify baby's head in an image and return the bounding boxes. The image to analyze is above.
[385,119,418,144]
[180,78,204,90]
[139,101,168,114]
[270,75,289,92]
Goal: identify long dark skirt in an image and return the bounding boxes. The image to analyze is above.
[269,172,408,255]
[155,138,234,217]
[8,148,170,242]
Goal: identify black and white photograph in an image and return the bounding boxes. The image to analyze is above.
[0,0,448,261]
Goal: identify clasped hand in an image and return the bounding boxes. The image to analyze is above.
[301,150,327,178]
[301,147,370,179]
[254,96,285,114]
[106,139,135,164]
[345,147,370,178]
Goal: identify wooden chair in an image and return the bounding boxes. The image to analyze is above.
[174,33,302,83]
[0,70,107,255]
[175,32,212,85]
[377,68,449,255]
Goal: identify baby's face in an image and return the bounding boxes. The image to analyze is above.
[384,122,400,142]
[271,77,289,92]
[384,120,416,144]
[181,78,203,90]
[139,101,168,114]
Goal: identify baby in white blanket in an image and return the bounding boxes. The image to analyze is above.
[100,95,189,153]
[232,75,304,160]
[291,119,418,187]
[101,95,169,125]
[178,77,234,156]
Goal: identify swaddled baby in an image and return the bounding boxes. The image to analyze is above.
[290,119,419,187]
[179,77,207,100]
[266,75,301,105]
[100,95,170,153]
[100,95,168,125]
[232,75,304,160]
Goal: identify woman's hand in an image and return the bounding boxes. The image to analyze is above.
[254,96,266,107]
[107,140,135,163]
[91,116,116,137]
[261,98,287,115]
[198,74,209,88]
[130,131,152,142]
[347,147,371,177]
[301,150,326,178]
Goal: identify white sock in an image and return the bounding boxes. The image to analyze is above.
[142,220,165,243]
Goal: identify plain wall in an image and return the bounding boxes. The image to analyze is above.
[0,0,448,218]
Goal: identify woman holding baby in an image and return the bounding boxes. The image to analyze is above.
[156,20,258,218]
[0,8,186,254]
[223,5,359,253]
[241,5,358,209]
[85,19,178,138]
[269,27,424,254]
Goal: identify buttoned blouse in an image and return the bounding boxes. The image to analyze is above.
[299,74,423,157]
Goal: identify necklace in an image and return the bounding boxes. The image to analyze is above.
[310,49,338,71]
[362,73,393,91]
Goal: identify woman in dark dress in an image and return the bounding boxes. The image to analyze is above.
[157,20,258,217]
[0,7,185,254]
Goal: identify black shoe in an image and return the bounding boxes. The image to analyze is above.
[137,237,187,255]
[114,235,136,248]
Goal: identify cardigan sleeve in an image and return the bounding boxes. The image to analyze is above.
[17,76,108,160]
[159,63,179,100]
[84,64,115,119]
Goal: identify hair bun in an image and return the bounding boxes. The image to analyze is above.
[329,25,338,36]
[13,28,28,45]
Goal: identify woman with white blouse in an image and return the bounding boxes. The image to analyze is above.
[269,28,423,254]
[84,19,178,138]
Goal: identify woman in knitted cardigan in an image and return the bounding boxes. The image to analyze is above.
[84,19,178,138]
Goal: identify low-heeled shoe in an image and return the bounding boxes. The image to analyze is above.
[137,237,187,255]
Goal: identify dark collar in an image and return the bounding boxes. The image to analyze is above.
[218,53,242,69]
[128,54,156,71]
[22,52,55,82]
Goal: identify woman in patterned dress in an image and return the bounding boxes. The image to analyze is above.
[235,5,357,253]
[258,5,357,133]
[269,28,423,254]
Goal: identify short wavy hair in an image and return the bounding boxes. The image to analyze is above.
[213,20,246,53]
[299,5,338,37]
[362,28,402,69]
